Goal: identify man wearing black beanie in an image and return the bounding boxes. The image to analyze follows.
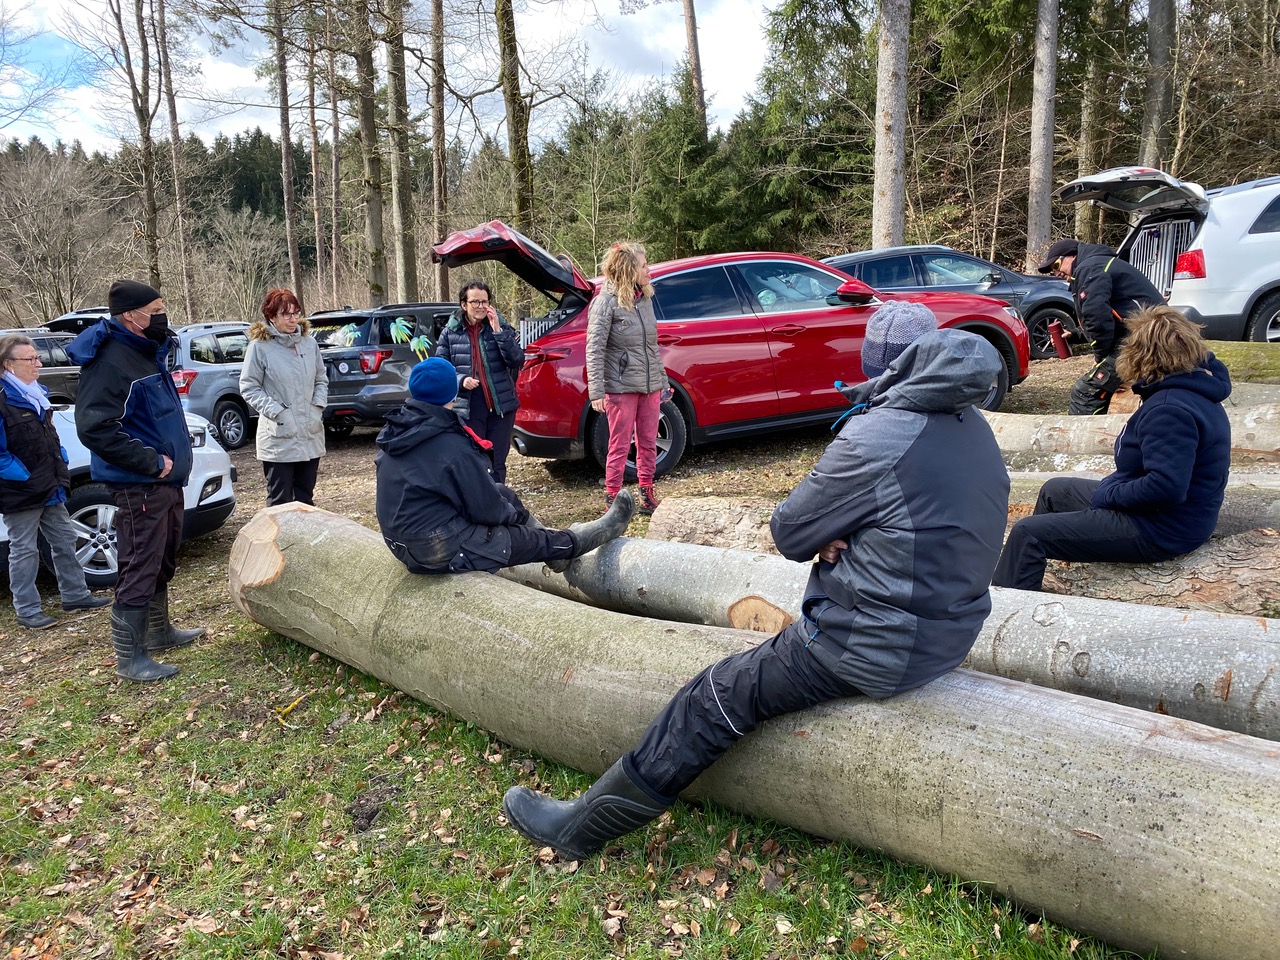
[65,280,204,683]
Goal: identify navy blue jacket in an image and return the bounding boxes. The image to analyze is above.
[375,399,519,572]
[1091,356,1232,554]
[66,318,192,487]
[434,310,523,419]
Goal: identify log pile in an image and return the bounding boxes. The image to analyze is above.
[231,504,1280,960]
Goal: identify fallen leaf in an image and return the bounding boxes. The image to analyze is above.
[775,918,793,935]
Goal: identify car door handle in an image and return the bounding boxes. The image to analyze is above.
[657,335,682,345]
[770,324,805,336]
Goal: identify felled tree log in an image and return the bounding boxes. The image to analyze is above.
[232,505,1280,960]
[504,538,1280,740]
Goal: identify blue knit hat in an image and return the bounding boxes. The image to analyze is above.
[408,357,459,406]
[862,301,939,379]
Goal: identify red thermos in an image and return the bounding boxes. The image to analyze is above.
[1048,320,1072,359]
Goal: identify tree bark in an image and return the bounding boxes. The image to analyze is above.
[306,36,326,303]
[681,0,707,136]
[1074,0,1107,243]
[1138,0,1175,168]
[383,0,419,303]
[870,0,909,248]
[270,0,304,305]
[430,0,449,301]
[502,533,1280,740]
[154,0,193,324]
[495,0,532,234]
[109,0,161,287]
[326,11,341,305]
[351,2,387,307]
[231,505,1280,960]
[1025,0,1058,272]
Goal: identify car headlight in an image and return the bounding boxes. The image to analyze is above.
[188,425,207,448]
[1003,305,1023,322]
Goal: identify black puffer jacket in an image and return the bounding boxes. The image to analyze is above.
[1071,243,1164,360]
[374,399,519,573]
[434,310,524,420]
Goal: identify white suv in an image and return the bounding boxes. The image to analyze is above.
[0,408,237,589]
[1056,166,1280,342]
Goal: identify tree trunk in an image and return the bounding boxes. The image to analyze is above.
[430,0,449,301]
[383,0,419,303]
[307,36,326,303]
[1025,0,1058,272]
[351,3,387,307]
[870,0,909,248]
[1138,0,1175,168]
[1074,0,1107,243]
[327,12,341,305]
[110,0,161,287]
[681,0,707,137]
[231,505,1280,960]
[495,0,532,233]
[154,0,193,323]
[270,0,304,305]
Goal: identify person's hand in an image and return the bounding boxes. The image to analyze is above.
[463,376,480,390]
[660,386,674,403]
[817,539,848,564]
[158,455,173,479]
[591,398,606,413]
[1060,327,1080,343]
[487,305,500,332]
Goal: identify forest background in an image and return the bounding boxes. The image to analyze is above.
[0,0,1276,327]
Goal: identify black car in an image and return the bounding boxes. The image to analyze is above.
[823,245,1079,360]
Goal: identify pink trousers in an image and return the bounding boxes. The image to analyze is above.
[604,390,661,494]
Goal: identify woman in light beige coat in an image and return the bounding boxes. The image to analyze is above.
[239,288,328,505]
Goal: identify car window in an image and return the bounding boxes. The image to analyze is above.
[652,267,742,321]
[44,340,72,366]
[737,261,845,312]
[311,317,371,347]
[188,334,218,364]
[921,255,993,285]
[1248,195,1280,235]
[859,256,917,289]
[216,331,248,363]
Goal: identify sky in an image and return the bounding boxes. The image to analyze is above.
[4,0,778,154]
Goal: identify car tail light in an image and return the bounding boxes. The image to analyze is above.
[172,369,198,394]
[1174,249,1205,280]
[359,348,393,374]
[523,346,570,368]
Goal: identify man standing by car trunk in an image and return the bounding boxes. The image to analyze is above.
[67,280,206,683]
[1039,238,1164,415]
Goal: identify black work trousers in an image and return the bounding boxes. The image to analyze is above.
[110,483,184,607]
[466,405,515,484]
[991,476,1177,591]
[624,621,863,802]
[1068,354,1123,415]
[263,458,320,506]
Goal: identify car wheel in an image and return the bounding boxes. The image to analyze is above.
[979,353,1011,412]
[1245,291,1280,343]
[1027,307,1074,360]
[325,423,355,440]
[48,483,120,590]
[590,400,689,482]
[213,400,250,449]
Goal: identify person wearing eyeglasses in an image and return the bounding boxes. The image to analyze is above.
[434,281,524,484]
[240,288,328,506]
[66,279,203,683]
[0,334,110,630]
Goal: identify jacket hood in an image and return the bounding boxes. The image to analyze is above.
[1133,354,1232,403]
[840,329,1001,414]
[248,319,311,342]
[376,399,460,456]
[66,317,158,367]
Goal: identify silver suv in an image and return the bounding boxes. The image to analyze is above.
[1056,167,1280,342]
[169,321,254,449]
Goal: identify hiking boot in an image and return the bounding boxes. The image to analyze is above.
[546,490,635,573]
[638,485,661,515]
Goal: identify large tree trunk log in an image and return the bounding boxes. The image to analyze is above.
[504,538,1280,740]
[232,505,1280,960]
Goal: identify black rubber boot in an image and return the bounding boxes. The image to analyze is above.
[502,757,669,860]
[144,586,206,652]
[113,604,179,682]
[546,490,635,574]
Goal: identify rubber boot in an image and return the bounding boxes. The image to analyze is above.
[546,490,635,574]
[503,758,670,860]
[113,604,179,683]
[145,586,206,652]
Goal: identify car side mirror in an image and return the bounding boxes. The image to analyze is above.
[835,279,877,305]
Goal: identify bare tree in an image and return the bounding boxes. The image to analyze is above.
[1138,0,1175,168]
[495,0,532,233]
[871,0,909,247]
[430,0,448,300]
[327,8,341,304]
[0,2,92,129]
[383,0,419,302]
[351,0,388,306]
[268,0,304,304]
[1025,0,1058,272]
[620,0,706,136]
[154,0,195,323]
[305,33,326,301]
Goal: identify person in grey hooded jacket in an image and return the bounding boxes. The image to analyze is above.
[239,288,328,506]
[502,302,1011,862]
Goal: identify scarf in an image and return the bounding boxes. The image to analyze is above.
[4,371,50,416]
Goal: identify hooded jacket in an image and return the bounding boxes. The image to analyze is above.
[65,318,192,487]
[1091,356,1232,554]
[1071,243,1164,360]
[0,377,69,513]
[240,319,328,462]
[769,329,1009,699]
[374,399,519,573]
[585,282,669,399]
[434,309,523,420]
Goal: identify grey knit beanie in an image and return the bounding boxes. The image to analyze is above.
[862,301,939,379]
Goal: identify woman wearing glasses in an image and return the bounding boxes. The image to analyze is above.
[434,280,524,484]
[240,288,328,506]
[0,334,109,628]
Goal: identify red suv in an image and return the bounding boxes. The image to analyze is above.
[433,222,1029,480]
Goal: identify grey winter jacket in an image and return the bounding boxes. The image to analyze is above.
[769,328,1009,699]
[585,282,669,400]
[239,320,328,463]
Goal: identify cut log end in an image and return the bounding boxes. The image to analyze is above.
[726,595,792,633]
[227,505,296,615]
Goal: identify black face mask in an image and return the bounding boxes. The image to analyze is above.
[144,312,170,342]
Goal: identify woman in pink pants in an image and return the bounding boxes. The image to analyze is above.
[585,242,671,514]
